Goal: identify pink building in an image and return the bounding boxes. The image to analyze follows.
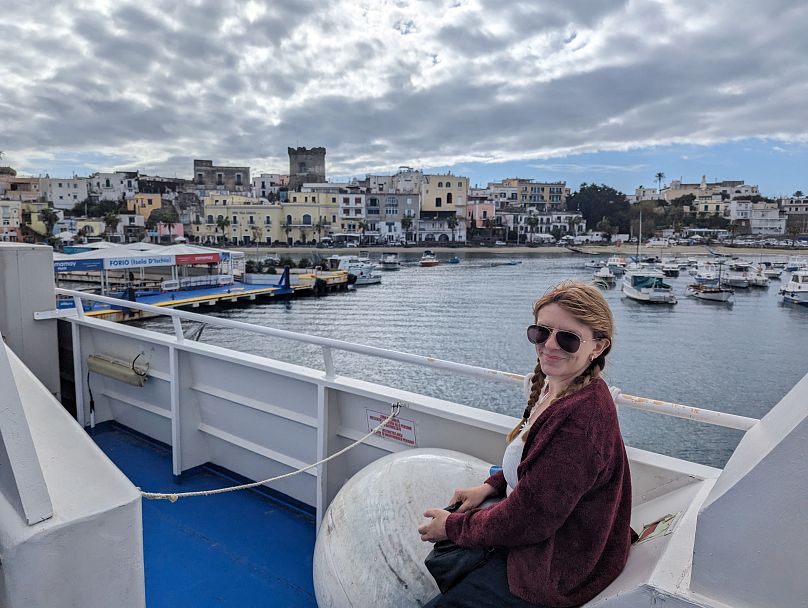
[467,201,496,227]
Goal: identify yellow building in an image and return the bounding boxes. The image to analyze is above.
[283,191,340,245]
[195,195,281,245]
[420,174,469,214]
[21,201,50,235]
[129,193,162,220]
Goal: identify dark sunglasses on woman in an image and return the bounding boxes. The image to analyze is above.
[526,324,600,354]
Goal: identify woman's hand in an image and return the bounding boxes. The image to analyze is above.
[449,483,497,512]
[418,508,450,542]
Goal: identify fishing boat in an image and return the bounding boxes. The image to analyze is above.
[778,269,808,304]
[419,250,439,267]
[606,255,627,275]
[622,269,677,304]
[380,252,401,270]
[593,266,616,286]
[687,284,734,302]
[1,243,807,608]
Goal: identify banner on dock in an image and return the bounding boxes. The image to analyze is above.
[175,253,221,264]
[53,258,104,272]
[104,255,175,269]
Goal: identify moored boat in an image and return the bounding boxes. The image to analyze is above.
[778,270,808,304]
[380,252,401,270]
[593,266,616,286]
[687,283,734,303]
[622,269,677,304]
[419,250,439,267]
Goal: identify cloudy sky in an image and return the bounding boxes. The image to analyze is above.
[2,0,807,195]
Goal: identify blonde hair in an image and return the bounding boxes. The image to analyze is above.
[506,281,614,442]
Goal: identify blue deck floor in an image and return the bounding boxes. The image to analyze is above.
[93,424,317,607]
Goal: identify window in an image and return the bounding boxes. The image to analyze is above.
[458,182,462,188]
[217,173,224,186]
[127,180,132,188]
[249,216,255,225]
[207,215,214,224]
[197,173,204,184]
[265,216,271,225]
[232,216,238,224]
[105,179,111,188]
[217,215,224,222]
[343,197,349,204]
[438,181,443,187]
[482,210,488,219]
[302,214,312,225]
[286,214,293,224]
[332,214,337,223]
[236,174,242,186]
[435,197,442,207]
[446,193,453,205]
[331,197,337,203]
[58,182,63,187]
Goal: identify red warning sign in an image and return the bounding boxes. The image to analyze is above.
[366,409,417,446]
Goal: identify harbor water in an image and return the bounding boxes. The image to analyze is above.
[135,252,808,468]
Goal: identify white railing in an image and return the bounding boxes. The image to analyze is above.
[54,287,759,431]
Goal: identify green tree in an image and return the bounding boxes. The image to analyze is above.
[446,214,458,242]
[216,216,231,244]
[788,223,802,247]
[103,212,120,238]
[655,172,665,198]
[526,215,539,242]
[400,216,413,243]
[39,207,60,238]
[566,184,631,233]
[314,217,327,243]
[357,220,368,245]
[794,190,804,198]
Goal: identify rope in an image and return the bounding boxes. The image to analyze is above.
[141,402,402,502]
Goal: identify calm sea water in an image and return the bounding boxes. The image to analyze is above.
[135,252,808,468]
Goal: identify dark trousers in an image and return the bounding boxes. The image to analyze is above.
[424,549,545,608]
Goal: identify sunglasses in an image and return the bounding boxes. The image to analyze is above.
[526,324,600,354]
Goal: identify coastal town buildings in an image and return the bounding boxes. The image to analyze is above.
[749,203,786,236]
[88,171,138,202]
[287,147,326,192]
[41,177,89,210]
[192,160,250,196]
[0,199,21,241]
[252,173,288,199]
[129,193,162,220]
[662,176,759,203]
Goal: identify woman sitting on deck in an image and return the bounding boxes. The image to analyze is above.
[418,281,634,607]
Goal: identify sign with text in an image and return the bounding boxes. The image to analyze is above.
[103,255,175,270]
[175,253,221,265]
[53,258,104,273]
[366,409,417,446]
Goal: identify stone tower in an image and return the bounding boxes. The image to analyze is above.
[287,147,326,191]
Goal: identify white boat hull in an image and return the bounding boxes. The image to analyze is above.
[687,285,734,302]
[622,283,677,304]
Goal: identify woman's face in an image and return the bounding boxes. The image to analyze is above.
[534,303,609,387]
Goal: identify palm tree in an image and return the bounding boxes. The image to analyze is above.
[483,217,495,241]
[400,216,413,244]
[788,223,801,248]
[251,225,263,251]
[215,216,231,245]
[526,215,539,243]
[794,190,804,198]
[446,214,458,242]
[282,220,293,245]
[655,172,665,199]
[39,207,60,243]
[357,220,368,245]
[314,217,327,244]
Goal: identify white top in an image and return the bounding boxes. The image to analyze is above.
[503,379,549,495]
[503,425,529,496]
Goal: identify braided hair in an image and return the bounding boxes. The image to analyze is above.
[506,281,614,443]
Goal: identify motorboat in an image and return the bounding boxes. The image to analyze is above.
[327,254,382,286]
[419,250,439,267]
[660,262,680,278]
[593,266,616,287]
[379,252,400,270]
[746,270,770,288]
[447,256,460,264]
[585,259,605,269]
[622,269,677,304]
[779,270,808,304]
[606,255,627,275]
[785,256,808,271]
[687,284,734,303]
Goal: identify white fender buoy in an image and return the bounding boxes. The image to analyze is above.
[313,448,492,607]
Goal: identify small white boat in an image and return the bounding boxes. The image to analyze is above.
[661,262,680,278]
[785,256,808,271]
[353,271,382,286]
[379,252,400,271]
[622,269,677,304]
[779,270,808,304]
[724,275,750,289]
[746,270,770,288]
[584,259,605,269]
[419,250,439,267]
[606,255,627,275]
[593,266,616,286]
[687,284,734,303]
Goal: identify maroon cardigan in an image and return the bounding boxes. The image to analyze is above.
[445,378,633,607]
